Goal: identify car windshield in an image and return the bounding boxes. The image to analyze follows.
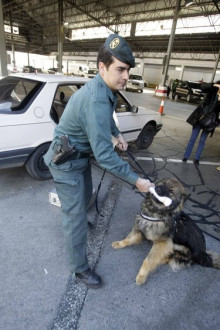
[129,75,142,80]
[0,76,43,111]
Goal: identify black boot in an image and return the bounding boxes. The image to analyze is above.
[75,268,102,288]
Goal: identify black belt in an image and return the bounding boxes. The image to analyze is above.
[70,151,90,160]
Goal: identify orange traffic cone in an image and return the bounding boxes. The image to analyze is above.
[158,98,165,115]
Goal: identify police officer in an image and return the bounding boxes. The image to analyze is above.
[44,34,153,289]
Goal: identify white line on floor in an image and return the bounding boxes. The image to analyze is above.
[136,157,220,166]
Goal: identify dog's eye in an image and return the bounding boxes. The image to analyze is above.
[169,188,175,195]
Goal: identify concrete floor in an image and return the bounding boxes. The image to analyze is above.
[0,91,219,329]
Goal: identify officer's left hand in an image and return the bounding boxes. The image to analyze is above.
[116,134,128,151]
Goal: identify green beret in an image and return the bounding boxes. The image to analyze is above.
[104,34,135,68]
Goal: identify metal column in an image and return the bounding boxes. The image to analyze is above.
[57,0,63,72]
[0,0,8,76]
[10,5,16,68]
[162,0,181,86]
[211,49,220,83]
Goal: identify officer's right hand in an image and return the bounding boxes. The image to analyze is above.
[135,178,154,193]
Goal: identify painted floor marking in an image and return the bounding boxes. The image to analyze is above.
[135,157,220,166]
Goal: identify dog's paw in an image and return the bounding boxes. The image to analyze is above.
[136,274,147,285]
[112,241,122,249]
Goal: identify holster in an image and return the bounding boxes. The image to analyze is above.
[52,135,76,165]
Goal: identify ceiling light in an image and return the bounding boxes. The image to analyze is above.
[185,0,194,7]
[64,22,69,26]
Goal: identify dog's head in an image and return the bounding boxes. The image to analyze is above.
[143,177,188,215]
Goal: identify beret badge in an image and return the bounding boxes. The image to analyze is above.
[110,38,120,49]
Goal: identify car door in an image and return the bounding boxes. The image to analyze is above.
[115,92,142,142]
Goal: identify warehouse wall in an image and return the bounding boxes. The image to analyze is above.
[7,50,220,85]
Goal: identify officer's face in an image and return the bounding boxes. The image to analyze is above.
[99,57,130,91]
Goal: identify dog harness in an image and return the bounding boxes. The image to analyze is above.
[140,211,163,222]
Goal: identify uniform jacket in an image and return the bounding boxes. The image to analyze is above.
[53,73,139,185]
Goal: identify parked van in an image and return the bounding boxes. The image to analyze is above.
[69,64,88,77]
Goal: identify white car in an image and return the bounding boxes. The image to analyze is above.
[126,74,145,93]
[0,73,162,180]
[86,68,98,79]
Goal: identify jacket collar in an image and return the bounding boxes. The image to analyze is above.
[95,73,117,105]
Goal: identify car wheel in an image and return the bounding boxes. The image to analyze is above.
[135,124,155,149]
[25,143,52,180]
[186,94,191,103]
[174,94,179,101]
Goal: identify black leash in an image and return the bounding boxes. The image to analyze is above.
[126,148,151,181]
[94,148,154,215]
[95,168,106,217]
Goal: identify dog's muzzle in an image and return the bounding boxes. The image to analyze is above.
[155,184,170,197]
[149,185,172,207]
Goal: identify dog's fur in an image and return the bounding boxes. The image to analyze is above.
[112,178,220,285]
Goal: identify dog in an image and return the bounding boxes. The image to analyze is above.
[112,177,220,285]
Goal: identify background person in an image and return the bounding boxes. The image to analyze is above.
[44,34,153,289]
[182,81,220,165]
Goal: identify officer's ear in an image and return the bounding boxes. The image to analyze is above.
[99,62,105,76]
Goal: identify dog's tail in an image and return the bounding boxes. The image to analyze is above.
[195,251,220,269]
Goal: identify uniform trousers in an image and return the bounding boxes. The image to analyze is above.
[45,142,93,273]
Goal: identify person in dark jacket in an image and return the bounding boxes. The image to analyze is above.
[182,81,220,165]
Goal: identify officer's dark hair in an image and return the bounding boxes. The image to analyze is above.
[97,44,114,70]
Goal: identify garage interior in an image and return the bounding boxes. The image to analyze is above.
[1,1,220,83]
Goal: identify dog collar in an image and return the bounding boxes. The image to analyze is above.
[140,211,164,222]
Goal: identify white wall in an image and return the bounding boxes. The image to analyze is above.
[8,50,220,83]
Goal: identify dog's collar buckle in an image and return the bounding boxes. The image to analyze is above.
[140,211,163,222]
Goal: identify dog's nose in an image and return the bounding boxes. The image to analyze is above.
[155,185,170,197]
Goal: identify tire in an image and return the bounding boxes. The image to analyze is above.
[186,94,191,103]
[174,94,179,101]
[135,124,155,149]
[25,143,52,180]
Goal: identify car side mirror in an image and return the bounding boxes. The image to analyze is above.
[131,105,138,113]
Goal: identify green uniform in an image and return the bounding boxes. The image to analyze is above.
[44,73,138,273]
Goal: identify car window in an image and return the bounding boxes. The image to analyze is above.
[51,84,83,124]
[0,76,43,111]
[115,93,131,113]
[129,75,142,80]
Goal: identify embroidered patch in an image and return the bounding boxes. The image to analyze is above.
[110,38,120,49]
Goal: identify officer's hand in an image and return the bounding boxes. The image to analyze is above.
[135,178,154,193]
[116,134,128,151]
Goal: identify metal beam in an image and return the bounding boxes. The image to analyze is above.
[161,0,181,85]
[0,0,8,76]
[211,48,220,82]
[58,0,63,72]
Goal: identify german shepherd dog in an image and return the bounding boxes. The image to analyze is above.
[112,178,220,285]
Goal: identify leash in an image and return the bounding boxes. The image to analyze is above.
[126,148,151,181]
[94,148,155,215]
[95,168,106,217]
